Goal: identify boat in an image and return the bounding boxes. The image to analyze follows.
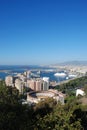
[54,72,66,77]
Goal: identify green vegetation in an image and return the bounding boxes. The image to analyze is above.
[55,76,87,95]
[0,80,19,105]
[0,80,87,130]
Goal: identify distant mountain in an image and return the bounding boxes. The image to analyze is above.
[55,61,87,66]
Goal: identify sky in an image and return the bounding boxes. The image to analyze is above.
[0,0,87,65]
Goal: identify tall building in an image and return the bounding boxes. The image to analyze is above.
[36,80,42,91]
[43,81,49,91]
[43,77,49,90]
[5,76,13,86]
[27,71,31,78]
[24,71,31,79]
[27,79,36,90]
[27,78,49,91]
[15,79,23,93]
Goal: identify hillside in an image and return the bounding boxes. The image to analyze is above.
[54,61,87,66]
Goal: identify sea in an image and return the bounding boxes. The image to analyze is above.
[0,65,66,82]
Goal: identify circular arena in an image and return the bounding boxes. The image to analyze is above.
[27,89,64,104]
[30,91,56,98]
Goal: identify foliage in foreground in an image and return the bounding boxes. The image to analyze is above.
[0,80,87,130]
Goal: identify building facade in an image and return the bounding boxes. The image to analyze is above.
[15,79,23,93]
[5,76,13,86]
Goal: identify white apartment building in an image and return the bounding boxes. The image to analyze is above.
[43,81,49,91]
[5,76,13,86]
[15,79,23,93]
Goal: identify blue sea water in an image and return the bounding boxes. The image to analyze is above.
[0,65,65,82]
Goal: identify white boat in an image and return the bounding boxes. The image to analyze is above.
[54,72,66,77]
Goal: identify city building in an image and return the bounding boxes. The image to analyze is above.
[24,71,31,78]
[15,79,24,93]
[5,76,13,86]
[43,77,49,90]
[43,81,49,91]
[27,78,49,91]
[17,73,27,82]
[27,71,31,78]
[76,89,85,97]
[27,79,36,90]
[36,80,42,91]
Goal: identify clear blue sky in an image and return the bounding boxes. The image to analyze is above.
[0,0,87,65]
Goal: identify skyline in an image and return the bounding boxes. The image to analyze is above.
[0,0,87,65]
